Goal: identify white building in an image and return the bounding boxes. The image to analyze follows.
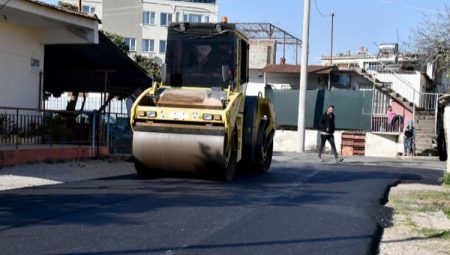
[0,0,99,110]
[62,0,218,63]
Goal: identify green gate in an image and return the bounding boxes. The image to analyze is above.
[265,88,373,131]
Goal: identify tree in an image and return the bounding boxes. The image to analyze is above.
[133,54,161,82]
[103,32,161,82]
[57,1,78,11]
[103,31,129,55]
[409,6,450,75]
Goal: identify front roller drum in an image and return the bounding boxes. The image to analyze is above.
[132,131,228,177]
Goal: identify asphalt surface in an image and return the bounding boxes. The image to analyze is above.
[0,152,444,255]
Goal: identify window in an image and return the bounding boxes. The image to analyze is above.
[190,14,202,22]
[183,13,208,23]
[82,5,96,14]
[143,11,155,25]
[142,39,155,52]
[160,13,172,26]
[240,39,249,84]
[124,37,136,52]
[159,40,167,53]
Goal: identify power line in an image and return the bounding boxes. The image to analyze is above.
[377,0,439,13]
[314,0,332,17]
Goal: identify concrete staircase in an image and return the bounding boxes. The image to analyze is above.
[414,110,437,156]
[352,65,439,157]
[353,68,414,112]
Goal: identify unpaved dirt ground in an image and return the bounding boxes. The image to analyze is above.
[379,184,450,255]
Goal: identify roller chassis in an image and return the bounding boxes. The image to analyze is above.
[130,22,276,181]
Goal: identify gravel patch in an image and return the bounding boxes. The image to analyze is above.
[380,184,450,255]
[0,159,135,191]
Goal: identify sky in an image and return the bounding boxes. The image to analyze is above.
[42,0,448,64]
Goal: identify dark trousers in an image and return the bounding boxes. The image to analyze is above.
[318,134,339,159]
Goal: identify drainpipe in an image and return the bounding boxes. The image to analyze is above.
[38,71,42,111]
[78,0,82,11]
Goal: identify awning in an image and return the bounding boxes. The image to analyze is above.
[44,32,152,99]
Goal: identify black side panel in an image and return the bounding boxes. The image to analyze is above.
[243,96,258,162]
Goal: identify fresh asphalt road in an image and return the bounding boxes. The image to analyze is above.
[0,152,444,255]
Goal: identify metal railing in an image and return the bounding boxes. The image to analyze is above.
[363,61,420,106]
[0,106,103,149]
[370,92,443,134]
[371,115,403,133]
[418,92,442,111]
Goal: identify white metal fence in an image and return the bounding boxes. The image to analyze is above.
[45,93,128,114]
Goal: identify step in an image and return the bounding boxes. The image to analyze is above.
[415,144,433,150]
[415,123,435,127]
[414,125,436,130]
[414,138,434,143]
[415,114,435,118]
[415,111,435,116]
[415,123,436,127]
[414,135,436,140]
[414,133,437,137]
[415,118,436,123]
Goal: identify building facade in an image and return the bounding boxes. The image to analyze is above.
[62,0,218,63]
[0,0,99,110]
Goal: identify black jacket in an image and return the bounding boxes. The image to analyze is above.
[319,112,335,134]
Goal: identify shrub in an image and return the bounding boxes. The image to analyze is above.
[440,172,450,186]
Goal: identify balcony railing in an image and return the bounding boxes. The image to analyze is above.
[370,92,443,134]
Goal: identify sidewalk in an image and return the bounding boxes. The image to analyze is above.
[274,151,446,171]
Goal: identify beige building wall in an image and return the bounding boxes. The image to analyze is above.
[1,1,98,109]
[0,22,43,109]
[274,130,407,157]
[274,130,342,154]
[62,0,218,63]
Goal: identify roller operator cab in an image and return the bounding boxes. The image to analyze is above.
[130,22,276,181]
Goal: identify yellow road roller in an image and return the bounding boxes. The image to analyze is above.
[130,21,276,181]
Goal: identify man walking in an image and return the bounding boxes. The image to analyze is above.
[318,105,344,162]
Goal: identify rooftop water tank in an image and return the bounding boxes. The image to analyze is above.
[378,43,398,55]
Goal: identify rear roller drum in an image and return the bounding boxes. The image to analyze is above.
[254,126,274,173]
[221,130,238,181]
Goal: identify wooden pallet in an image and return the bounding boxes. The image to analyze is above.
[341,132,366,156]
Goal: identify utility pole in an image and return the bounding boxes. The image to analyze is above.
[330,12,334,65]
[297,0,311,152]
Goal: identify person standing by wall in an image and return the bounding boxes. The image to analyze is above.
[126,88,142,122]
[403,119,416,156]
[318,105,344,162]
[386,105,396,131]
